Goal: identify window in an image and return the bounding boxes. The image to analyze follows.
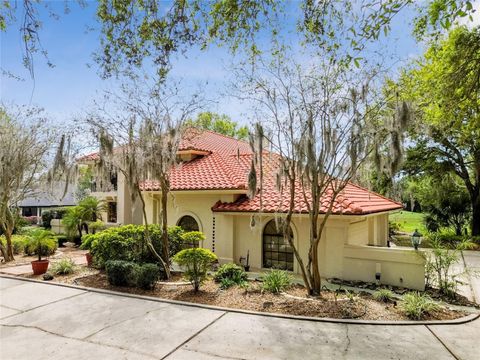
[107,202,117,223]
[177,215,199,232]
[263,220,294,271]
[177,215,200,248]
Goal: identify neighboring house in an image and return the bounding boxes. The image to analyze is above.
[79,129,425,290]
[19,187,76,221]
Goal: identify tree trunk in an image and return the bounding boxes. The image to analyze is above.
[472,194,480,236]
[136,186,171,279]
[160,182,170,268]
[310,238,322,295]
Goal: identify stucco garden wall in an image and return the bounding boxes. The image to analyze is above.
[342,244,426,290]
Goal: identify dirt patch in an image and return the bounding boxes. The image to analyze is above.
[63,270,467,321]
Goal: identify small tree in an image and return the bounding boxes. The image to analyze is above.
[0,106,51,262]
[424,234,475,297]
[87,78,203,278]
[173,246,217,292]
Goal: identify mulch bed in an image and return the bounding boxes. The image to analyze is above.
[30,268,468,321]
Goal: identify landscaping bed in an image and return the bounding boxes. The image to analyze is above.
[19,267,468,322]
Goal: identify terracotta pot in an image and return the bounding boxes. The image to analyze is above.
[85,252,93,267]
[31,260,49,275]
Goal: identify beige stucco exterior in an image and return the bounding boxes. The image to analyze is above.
[88,171,425,291]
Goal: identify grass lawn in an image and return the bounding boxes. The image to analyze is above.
[389,211,426,234]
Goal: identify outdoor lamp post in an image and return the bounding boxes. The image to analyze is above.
[411,229,423,250]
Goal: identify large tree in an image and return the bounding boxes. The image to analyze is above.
[87,79,203,278]
[401,26,480,235]
[185,112,248,140]
[0,106,51,262]
[235,50,392,295]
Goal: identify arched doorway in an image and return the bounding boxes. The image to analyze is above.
[263,219,294,271]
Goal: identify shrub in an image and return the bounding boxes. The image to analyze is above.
[82,224,183,268]
[401,292,439,320]
[51,258,76,275]
[136,263,161,290]
[181,231,205,248]
[214,263,248,288]
[0,235,28,255]
[423,234,475,296]
[41,210,54,229]
[105,260,139,287]
[172,247,217,292]
[23,229,57,258]
[88,220,106,234]
[261,269,292,293]
[22,216,39,225]
[373,289,395,303]
[388,221,401,237]
[55,235,68,247]
[168,226,185,257]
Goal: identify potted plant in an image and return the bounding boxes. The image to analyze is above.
[29,229,56,275]
[80,233,96,266]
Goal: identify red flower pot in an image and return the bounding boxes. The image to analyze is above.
[85,253,93,267]
[31,260,49,275]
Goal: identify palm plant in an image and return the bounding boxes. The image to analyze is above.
[78,196,106,223]
[28,229,56,261]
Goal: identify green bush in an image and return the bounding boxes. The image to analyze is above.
[168,226,185,257]
[0,235,28,255]
[181,231,205,248]
[84,225,158,267]
[261,269,292,294]
[401,292,439,320]
[55,235,68,247]
[105,260,139,287]
[136,263,161,290]
[23,229,57,258]
[41,210,54,229]
[172,247,217,292]
[372,289,395,303]
[51,258,76,275]
[214,263,248,288]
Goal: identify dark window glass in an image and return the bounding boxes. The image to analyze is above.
[263,220,294,271]
[177,215,200,248]
[107,202,117,223]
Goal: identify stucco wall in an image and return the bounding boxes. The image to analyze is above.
[139,191,424,290]
[342,244,425,290]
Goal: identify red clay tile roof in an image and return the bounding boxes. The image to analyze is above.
[79,128,402,215]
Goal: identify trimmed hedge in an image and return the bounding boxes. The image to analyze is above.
[137,263,161,289]
[105,260,139,287]
[105,260,161,289]
[81,225,186,268]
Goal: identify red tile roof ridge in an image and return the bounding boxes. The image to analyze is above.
[345,182,403,207]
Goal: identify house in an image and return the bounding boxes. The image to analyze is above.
[18,186,76,223]
[79,129,425,290]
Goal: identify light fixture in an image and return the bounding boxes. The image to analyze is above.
[411,229,423,250]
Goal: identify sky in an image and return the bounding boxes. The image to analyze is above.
[0,1,428,127]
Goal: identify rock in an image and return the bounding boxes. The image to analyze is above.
[43,273,54,281]
[262,301,273,309]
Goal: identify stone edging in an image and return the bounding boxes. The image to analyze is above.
[1,274,478,326]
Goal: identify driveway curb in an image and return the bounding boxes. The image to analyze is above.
[1,274,479,326]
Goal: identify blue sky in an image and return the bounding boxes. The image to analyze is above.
[0,1,422,126]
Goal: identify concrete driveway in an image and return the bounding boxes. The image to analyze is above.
[1,276,478,360]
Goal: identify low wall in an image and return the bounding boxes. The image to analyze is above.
[342,245,425,290]
[50,219,66,235]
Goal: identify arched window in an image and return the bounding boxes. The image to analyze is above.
[177,215,199,232]
[263,220,294,271]
[177,215,200,248]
